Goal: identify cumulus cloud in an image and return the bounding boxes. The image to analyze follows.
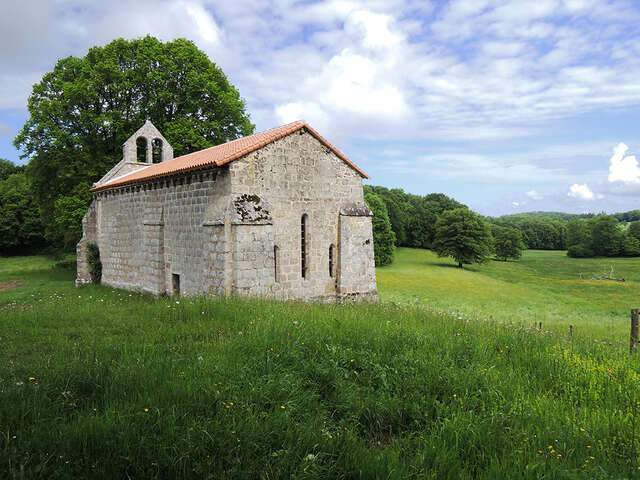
[567,183,602,200]
[608,142,640,184]
[525,189,543,200]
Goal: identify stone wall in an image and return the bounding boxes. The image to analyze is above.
[228,128,378,301]
[82,169,225,295]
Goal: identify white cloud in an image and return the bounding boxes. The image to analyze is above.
[608,142,640,184]
[567,183,602,200]
[512,201,524,207]
[346,10,402,49]
[525,189,543,200]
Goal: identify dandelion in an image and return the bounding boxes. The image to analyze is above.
[281,405,286,409]
[144,408,149,413]
[579,427,585,432]
[225,405,230,409]
[538,450,543,454]
[350,359,355,363]
[453,394,457,398]
[586,445,591,449]
[28,377,35,381]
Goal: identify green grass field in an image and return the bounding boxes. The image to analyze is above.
[1,252,640,478]
[378,248,640,340]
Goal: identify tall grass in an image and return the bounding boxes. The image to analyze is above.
[0,256,639,478]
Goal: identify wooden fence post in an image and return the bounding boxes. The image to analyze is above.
[631,309,639,354]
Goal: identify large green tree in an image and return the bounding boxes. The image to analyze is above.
[492,226,526,261]
[590,215,623,257]
[432,208,493,268]
[364,192,396,266]
[15,36,254,250]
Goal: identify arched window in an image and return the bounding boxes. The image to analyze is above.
[329,244,335,278]
[152,138,163,163]
[274,245,280,282]
[301,214,308,279]
[136,137,147,163]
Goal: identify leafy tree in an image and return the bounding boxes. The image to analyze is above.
[432,208,493,268]
[492,226,526,261]
[15,35,254,251]
[363,185,465,249]
[0,173,45,254]
[629,221,640,242]
[621,235,640,257]
[48,182,92,251]
[566,217,590,248]
[589,215,623,257]
[0,159,25,181]
[567,243,594,258]
[364,192,396,266]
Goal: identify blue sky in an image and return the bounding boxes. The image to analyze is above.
[2,0,640,216]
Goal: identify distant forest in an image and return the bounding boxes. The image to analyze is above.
[365,185,640,257]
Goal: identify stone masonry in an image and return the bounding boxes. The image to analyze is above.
[77,121,378,302]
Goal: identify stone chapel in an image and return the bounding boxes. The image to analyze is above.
[76,120,378,301]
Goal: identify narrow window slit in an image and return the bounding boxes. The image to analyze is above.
[301,214,307,279]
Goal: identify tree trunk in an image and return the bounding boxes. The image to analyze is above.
[458,261,463,268]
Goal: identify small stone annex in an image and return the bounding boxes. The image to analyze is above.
[76,120,378,301]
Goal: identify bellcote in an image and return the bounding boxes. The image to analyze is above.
[122,120,173,164]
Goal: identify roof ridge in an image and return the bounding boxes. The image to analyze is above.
[91,120,367,192]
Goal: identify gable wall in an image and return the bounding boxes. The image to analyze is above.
[228,129,377,300]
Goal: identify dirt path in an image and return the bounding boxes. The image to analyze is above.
[0,279,22,291]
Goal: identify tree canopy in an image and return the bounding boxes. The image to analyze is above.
[363,185,465,249]
[492,226,526,261]
[15,35,254,251]
[432,208,493,268]
[364,192,396,266]
[0,173,45,255]
[0,159,25,181]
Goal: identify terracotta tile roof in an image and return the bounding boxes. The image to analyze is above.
[91,121,369,192]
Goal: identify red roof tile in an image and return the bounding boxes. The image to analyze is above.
[91,121,369,192]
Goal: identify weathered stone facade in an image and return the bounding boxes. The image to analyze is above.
[77,122,378,302]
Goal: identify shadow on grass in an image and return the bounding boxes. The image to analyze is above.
[427,261,482,272]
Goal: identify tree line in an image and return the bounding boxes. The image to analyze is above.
[363,185,640,266]
[363,186,525,267]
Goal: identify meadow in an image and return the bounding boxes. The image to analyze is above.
[1,252,640,479]
[379,248,640,340]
